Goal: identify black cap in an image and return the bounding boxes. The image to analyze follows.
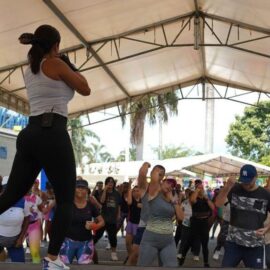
[76,180,88,189]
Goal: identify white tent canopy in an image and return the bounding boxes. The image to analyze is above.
[0,0,270,117]
[83,159,195,180]
[81,154,270,187]
[181,153,270,177]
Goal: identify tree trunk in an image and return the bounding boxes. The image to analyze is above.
[158,118,163,159]
[130,106,147,161]
[136,135,144,160]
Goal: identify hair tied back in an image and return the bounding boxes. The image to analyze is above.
[19,33,36,45]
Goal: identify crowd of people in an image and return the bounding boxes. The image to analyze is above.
[0,23,269,270]
[0,163,269,268]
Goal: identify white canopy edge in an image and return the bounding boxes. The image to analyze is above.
[81,154,270,183]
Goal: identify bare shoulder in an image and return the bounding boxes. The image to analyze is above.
[42,57,68,79]
[43,57,66,68]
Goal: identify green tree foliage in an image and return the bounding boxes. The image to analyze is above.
[88,143,114,163]
[225,101,270,163]
[69,119,116,167]
[115,147,137,162]
[260,155,270,167]
[152,144,201,160]
[68,118,100,171]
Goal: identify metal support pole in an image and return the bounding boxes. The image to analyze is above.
[204,86,215,153]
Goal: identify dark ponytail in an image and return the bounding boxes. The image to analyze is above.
[19,25,61,74]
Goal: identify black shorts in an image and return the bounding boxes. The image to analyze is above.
[133,227,145,245]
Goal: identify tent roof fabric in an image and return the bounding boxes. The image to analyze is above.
[1,0,270,116]
[84,153,270,179]
[181,153,270,177]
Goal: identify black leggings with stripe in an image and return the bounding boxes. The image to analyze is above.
[0,114,76,256]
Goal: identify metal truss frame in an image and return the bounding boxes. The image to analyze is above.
[0,0,270,119]
[74,76,270,127]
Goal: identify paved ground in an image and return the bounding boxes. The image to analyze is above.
[0,227,246,269]
[0,264,239,270]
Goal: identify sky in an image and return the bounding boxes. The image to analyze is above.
[3,85,265,162]
[85,98,248,161]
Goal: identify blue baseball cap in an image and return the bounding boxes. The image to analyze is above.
[76,180,88,189]
[239,164,257,184]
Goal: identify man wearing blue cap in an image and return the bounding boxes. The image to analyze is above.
[215,164,270,269]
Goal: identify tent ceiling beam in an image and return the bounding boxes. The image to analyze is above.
[1,11,270,76]
[68,76,270,127]
[211,158,243,171]
[189,162,233,174]
[194,0,206,77]
[43,0,131,98]
[0,87,29,115]
[0,68,17,86]
[202,12,270,36]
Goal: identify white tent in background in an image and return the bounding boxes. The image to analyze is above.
[181,153,270,177]
[80,154,270,187]
[166,169,197,178]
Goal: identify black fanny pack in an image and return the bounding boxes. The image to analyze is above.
[41,112,54,127]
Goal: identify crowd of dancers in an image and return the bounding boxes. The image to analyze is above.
[0,162,270,268]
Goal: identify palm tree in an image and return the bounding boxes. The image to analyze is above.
[68,118,100,172]
[152,144,202,160]
[121,91,179,160]
[100,151,114,162]
[89,143,114,163]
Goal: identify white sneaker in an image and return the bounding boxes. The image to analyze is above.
[111,252,118,261]
[213,250,220,260]
[177,253,183,259]
[193,256,200,261]
[106,243,111,250]
[42,257,70,270]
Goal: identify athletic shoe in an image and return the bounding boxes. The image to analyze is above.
[193,256,200,261]
[213,250,220,260]
[106,243,111,250]
[177,253,183,259]
[42,257,70,270]
[111,252,118,261]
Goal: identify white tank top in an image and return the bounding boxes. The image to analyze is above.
[24,59,74,117]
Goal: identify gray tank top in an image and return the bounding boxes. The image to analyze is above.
[24,59,74,117]
[146,193,175,234]
[138,190,150,227]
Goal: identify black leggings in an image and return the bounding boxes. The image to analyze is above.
[94,223,117,248]
[181,217,209,263]
[0,114,76,256]
[174,223,182,246]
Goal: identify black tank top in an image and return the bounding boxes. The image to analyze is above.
[128,197,141,224]
[121,194,129,213]
[192,197,211,218]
